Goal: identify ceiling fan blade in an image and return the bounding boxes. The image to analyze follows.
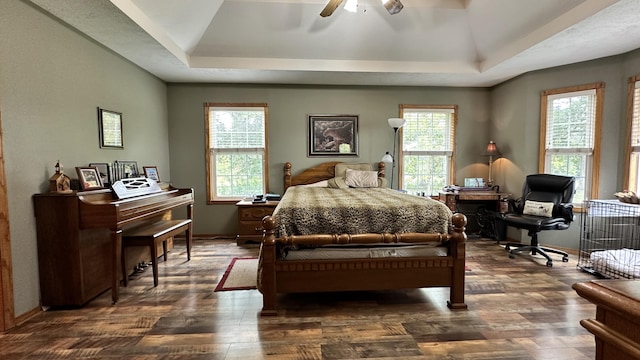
[320,0,345,17]
[383,0,403,15]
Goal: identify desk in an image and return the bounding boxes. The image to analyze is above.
[439,190,508,236]
[572,279,640,359]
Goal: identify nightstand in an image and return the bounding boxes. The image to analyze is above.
[235,199,279,245]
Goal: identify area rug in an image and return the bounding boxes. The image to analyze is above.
[215,257,258,291]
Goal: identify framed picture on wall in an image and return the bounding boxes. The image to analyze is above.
[308,114,358,156]
[98,107,124,149]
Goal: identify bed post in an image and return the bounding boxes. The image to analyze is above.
[377,162,386,178]
[283,162,292,191]
[260,215,278,316]
[447,212,468,310]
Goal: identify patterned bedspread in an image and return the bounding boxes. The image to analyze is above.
[272,187,452,237]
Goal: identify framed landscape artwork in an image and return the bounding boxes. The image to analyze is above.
[308,114,358,156]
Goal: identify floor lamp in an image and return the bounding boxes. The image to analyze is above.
[381,117,406,189]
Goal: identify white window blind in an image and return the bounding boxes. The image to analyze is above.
[210,107,265,150]
[402,108,454,155]
[545,89,596,154]
[631,81,640,149]
[626,80,640,193]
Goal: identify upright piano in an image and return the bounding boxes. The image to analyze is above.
[33,183,194,307]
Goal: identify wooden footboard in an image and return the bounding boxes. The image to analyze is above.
[258,213,468,315]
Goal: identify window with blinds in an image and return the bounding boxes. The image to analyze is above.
[625,78,640,192]
[540,83,603,205]
[205,103,268,202]
[400,105,456,196]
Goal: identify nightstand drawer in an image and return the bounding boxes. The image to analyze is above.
[238,206,274,221]
[237,220,264,235]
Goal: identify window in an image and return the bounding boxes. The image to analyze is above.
[399,105,456,196]
[624,76,640,192]
[540,83,603,206]
[205,103,268,203]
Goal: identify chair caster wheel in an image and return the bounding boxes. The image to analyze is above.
[509,253,515,259]
[562,256,569,262]
[546,261,553,267]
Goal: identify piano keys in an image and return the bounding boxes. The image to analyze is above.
[33,183,194,307]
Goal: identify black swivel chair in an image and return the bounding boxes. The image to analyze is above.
[502,174,575,267]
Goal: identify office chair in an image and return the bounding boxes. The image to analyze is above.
[502,174,575,267]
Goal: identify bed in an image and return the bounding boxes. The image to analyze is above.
[257,161,468,315]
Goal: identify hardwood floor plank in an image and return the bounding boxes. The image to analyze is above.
[0,239,599,359]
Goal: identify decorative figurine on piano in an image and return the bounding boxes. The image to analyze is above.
[49,160,72,193]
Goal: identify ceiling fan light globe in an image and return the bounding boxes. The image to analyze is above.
[344,0,358,12]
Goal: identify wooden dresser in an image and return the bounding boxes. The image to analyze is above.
[572,279,640,359]
[235,200,278,245]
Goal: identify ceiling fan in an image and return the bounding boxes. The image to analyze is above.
[320,0,404,17]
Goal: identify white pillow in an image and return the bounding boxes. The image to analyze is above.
[335,163,372,178]
[300,180,329,187]
[344,169,379,188]
[523,200,554,217]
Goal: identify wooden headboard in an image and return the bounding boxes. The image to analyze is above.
[283,161,387,190]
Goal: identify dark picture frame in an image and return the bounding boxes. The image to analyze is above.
[118,161,138,178]
[89,162,111,186]
[143,166,160,182]
[75,166,103,190]
[308,114,358,156]
[98,107,124,149]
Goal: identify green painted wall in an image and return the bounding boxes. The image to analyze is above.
[167,84,491,235]
[490,52,640,249]
[0,1,169,317]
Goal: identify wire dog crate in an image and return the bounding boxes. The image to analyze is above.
[578,200,640,279]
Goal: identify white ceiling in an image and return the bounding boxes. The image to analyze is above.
[29,0,640,87]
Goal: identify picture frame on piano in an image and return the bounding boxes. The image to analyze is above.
[75,166,103,190]
[89,162,110,186]
[117,161,139,179]
[143,166,160,182]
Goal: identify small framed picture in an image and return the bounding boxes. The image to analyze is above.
[143,166,160,182]
[75,167,103,190]
[89,162,111,185]
[119,161,138,178]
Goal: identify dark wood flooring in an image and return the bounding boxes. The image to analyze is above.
[0,238,600,359]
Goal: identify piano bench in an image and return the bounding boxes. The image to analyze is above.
[121,219,192,287]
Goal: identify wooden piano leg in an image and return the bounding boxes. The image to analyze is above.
[186,204,193,261]
[111,229,122,304]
